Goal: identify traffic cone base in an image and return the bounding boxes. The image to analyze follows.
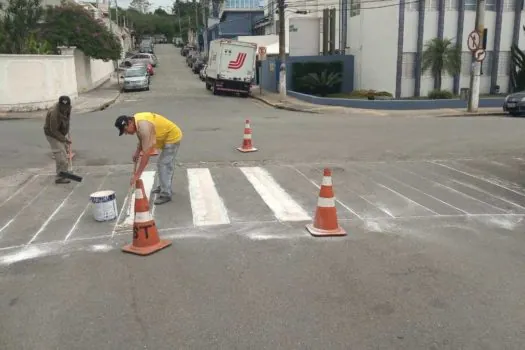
[122,179,172,256]
[237,146,257,153]
[306,223,346,237]
[122,239,171,256]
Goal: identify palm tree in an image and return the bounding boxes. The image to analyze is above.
[421,37,461,91]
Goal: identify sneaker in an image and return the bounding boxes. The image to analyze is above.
[152,187,161,194]
[55,177,71,184]
[154,196,171,205]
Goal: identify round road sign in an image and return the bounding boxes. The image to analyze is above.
[467,30,481,52]
[474,48,486,62]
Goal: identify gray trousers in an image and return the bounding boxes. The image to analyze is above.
[46,135,68,179]
[155,142,180,198]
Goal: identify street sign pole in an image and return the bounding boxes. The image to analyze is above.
[467,0,486,113]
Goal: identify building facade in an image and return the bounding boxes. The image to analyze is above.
[347,0,525,98]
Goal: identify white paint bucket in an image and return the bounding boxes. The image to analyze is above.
[90,190,118,222]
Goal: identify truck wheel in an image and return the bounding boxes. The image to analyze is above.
[205,82,211,90]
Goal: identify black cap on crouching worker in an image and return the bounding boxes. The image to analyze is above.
[58,95,71,106]
[115,115,131,136]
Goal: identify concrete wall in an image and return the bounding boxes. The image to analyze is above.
[0,55,78,112]
[0,46,115,111]
[347,0,525,97]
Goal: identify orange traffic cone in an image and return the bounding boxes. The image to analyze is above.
[237,119,257,152]
[122,178,172,255]
[306,168,346,237]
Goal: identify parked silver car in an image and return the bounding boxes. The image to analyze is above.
[123,53,158,67]
[121,66,150,92]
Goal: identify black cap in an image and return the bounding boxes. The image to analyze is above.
[59,95,71,106]
[115,115,131,136]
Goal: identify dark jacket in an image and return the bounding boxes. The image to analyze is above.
[44,103,70,143]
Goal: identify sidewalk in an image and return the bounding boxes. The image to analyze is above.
[251,88,507,118]
[0,74,121,120]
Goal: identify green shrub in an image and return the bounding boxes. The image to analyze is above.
[348,89,393,98]
[300,70,343,97]
[427,89,454,99]
[292,60,343,95]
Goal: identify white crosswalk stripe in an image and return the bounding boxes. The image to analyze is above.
[1,159,525,260]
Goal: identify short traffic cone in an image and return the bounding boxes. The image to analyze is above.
[306,168,346,237]
[237,119,257,152]
[122,178,172,256]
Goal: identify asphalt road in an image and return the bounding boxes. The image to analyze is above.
[1,44,525,349]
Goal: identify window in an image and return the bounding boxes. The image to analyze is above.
[406,0,419,11]
[503,0,515,11]
[351,0,361,16]
[498,51,511,76]
[402,52,416,78]
[464,0,477,10]
[427,0,438,11]
[445,0,459,10]
[485,0,496,10]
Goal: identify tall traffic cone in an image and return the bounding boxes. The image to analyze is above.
[237,119,257,152]
[122,178,172,255]
[306,168,346,237]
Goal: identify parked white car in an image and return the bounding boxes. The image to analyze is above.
[123,53,158,67]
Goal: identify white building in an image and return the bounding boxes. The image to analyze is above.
[347,0,525,97]
[254,0,343,54]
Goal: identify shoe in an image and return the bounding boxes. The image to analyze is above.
[154,196,171,205]
[152,187,161,194]
[55,177,71,184]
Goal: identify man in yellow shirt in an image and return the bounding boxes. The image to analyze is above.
[115,113,183,205]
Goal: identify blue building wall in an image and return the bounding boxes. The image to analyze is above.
[260,55,355,94]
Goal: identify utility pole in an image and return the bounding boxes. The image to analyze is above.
[201,0,208,55]
[278,0,286,98]
[467,0,486,112]
[194,0,199,46]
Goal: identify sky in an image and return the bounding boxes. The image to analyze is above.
[116,0,192,12]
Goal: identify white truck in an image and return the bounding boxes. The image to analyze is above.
[205,39,257,97]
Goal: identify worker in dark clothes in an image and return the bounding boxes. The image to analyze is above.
[43,96,72,184]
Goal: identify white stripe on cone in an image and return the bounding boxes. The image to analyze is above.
[135,211,152,223]
[317,196,335,208]
[243,134,252,139]
[135,188,144,199]
[321,176,332,186]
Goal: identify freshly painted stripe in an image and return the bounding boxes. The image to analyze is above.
[122,171,156,226]
[187,168,230,226]
[135,211,152,223]
[317,196,335,208]
[321,176,332,186]
[240,167,311,221]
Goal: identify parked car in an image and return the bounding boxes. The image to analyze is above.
[121,66,150,92]
[132,62,154,76]
[199,64,207,81]
[503,91,525,116]
[192,57,205,74]
[123,53,158,67]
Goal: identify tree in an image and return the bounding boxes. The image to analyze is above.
[42,3,122,61]
[0,0,44,54]
[510,26,525,92]
[154,7,169,16]
[421,37,461,91]
[130,0,152,14]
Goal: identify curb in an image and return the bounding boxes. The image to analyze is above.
[75,92,121,114]
[433,112,507,118]
[251,95,319,114]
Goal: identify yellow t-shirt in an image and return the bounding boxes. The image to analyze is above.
[134,112,182,149]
